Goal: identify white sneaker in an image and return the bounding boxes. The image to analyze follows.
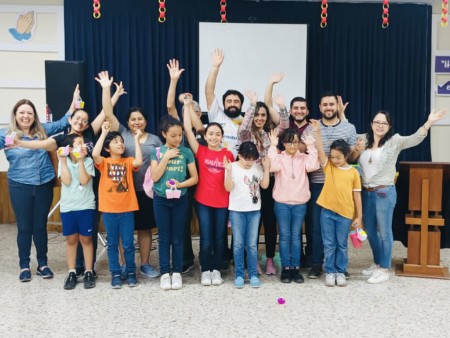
[171,272,183,290]
[201,271,212,286]
[362,263,378,276]
[325,273,336,287]
[367,269,389,284]
[211,270,223,286]
[160,273,171,291]
[336,273,347,287]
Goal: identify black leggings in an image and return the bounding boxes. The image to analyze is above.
[259,175,277,258]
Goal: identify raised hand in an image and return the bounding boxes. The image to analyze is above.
[95,71,113,88]
[211,49,225,67]
[101,121,111,134]
[244,90,258,105]
[273,94,286,110]
[269,129,279,147]
[301,134,315,146]
[427,109,447,125]
[223,156,232,171]
[337,95,349,117]
[72,84,81,103]
[309,119,320,133]
[182,93,193,105]
[269,72,284,84]
[355,137,365,153]
[113,81,127,96]
[167,59,185,80]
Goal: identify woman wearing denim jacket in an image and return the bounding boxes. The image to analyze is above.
[0,99,70,282]
[355,109,446,284]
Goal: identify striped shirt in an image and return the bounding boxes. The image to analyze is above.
[304,119,357,183]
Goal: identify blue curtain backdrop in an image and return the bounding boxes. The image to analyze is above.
[64,0,432,161]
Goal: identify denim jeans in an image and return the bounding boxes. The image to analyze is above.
[8,179,53,269]
[102,212,136,276]
[274,202,307,268]
[196,201,228,272]
[259,175,277,258]
[321,208,352,273]
[229,210,260,279]
[305,183,324,266]
[363,186,396,269]
[154,194,189,274]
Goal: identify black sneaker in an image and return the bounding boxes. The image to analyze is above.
[83,271,96,289]
[75,267,85,278]
[344,271,350,279]
[64,272,77,290]
[281,268,291,283]
[291,267,304,284]
[307,265,323,279]
[127,273,139,287]
[300,256,312,269]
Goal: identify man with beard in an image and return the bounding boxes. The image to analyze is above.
[205,49,244,158]
[264,73,309,152]
[303,92,357,279]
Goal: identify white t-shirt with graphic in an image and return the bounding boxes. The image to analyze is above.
[227,162,264,212]
[208,98,242,158]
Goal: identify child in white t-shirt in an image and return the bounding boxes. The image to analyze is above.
[58,134,96,290]
[224,141,270,288]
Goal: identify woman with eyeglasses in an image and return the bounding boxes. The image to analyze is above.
[355,109,446,284]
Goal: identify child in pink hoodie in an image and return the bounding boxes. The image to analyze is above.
[268,128,319,284]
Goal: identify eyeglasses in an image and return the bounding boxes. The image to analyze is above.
[372,121,389,127]
[284,141,299,147]
[73,116,89,125]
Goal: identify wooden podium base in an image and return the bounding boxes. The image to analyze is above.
[395,260,450,279]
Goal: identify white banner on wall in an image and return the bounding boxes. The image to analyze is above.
[198,22,308,113]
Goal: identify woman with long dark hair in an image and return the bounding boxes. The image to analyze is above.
[356,109,446,284]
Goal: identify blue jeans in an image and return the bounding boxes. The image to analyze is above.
[102,212,136,275]
[229,210,260,279]
[196,201,228,272]
[305,183,324,266]
[321,208,352,273]
[8,179,53,269]
[153,194,189,274]
[363,186,396,269]
[274,202,307,268]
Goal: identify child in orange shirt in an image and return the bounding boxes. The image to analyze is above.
[92,121,142,289]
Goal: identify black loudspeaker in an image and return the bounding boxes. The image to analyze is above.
[45,61,86,121]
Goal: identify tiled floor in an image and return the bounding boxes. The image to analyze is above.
[1,223,449,337]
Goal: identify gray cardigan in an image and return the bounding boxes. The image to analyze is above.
[358,127,427,187]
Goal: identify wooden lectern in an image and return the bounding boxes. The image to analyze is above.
[396,162,450,279]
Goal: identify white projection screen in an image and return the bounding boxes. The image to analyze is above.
[199,22,308,113]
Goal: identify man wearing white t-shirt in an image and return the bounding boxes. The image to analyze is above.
[205,49,244,158]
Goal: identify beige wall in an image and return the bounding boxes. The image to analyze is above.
[431,8,450,162]
[0,3,63,170]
